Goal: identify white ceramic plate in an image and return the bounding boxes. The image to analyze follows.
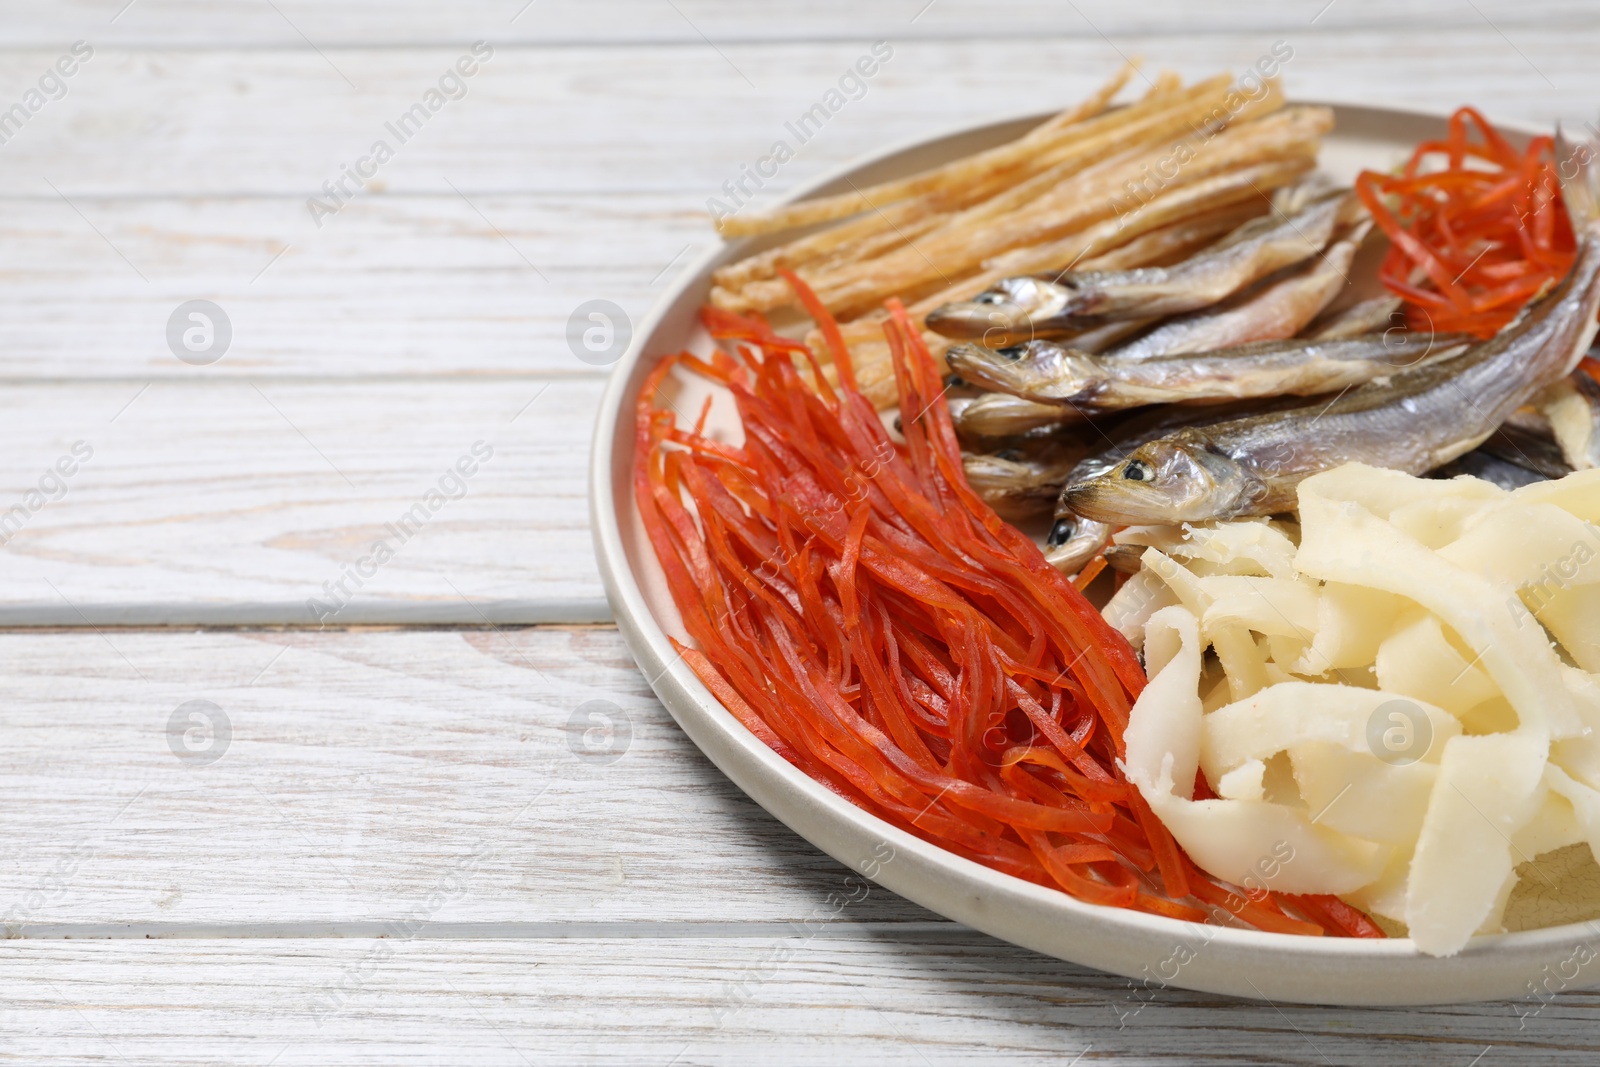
[590,102,1589,1006]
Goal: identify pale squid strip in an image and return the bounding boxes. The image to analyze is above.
[1123,607,1390,895]
[1101,567,1176,651]
[1118,462,1600,955]
[1296,465,1583,740]
[1404,733,1548,956]
[1294,582,1404,676]
[1374,610,1500,719]
[1287,743,1439,847]
[1198,575,1318,639]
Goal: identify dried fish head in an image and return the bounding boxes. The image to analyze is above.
[946,339,1083,399]
[1065,433,1264,523]
[925,275,1079,346]
[1043,513,1113,573]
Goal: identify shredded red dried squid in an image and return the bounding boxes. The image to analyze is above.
[1357,106,1577,337]
[633,274,1382,936]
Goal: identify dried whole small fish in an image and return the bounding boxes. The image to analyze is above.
[1045,513,1115,574]
[947,330,1469,408]
[925,182,1350,345]
[951,391,1082,442]
[964,442,1088,520]
[1062,217,1600,524]
[1040,399,1290,572]
[1433,448,1557,491]
[946,221,1372,400]
[1305,294,1405,341]
[1098,219,1371,362]
[1477,421,1573,479]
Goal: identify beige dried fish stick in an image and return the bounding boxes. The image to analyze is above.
[711,149,1037,293]
[721,74,1246,311]
[963,107,1321,279]
[805,211,957,275]
[716,69,1261,303]
[929,75,1241,230]
[731,71,1235,298]
[807,95,1310,315]
[714,62,1138,237]
[710,209,956,312]
[719,64,1218,265]
[830,179,1286,357]
[707,120,1097,300]
[1079,202,1270,270]
[711,189,953,292]
[983,157,1313,278]
[711,68,1135,239]
[1008,100,1322,251]
[811,105,1326,317]
[834,156,1307,342]
[936,74,1232,232]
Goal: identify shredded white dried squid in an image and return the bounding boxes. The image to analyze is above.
[1110,463,1600,956]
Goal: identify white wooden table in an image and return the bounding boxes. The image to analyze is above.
[3,2,1598,1062]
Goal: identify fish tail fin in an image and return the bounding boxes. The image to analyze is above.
[1556,127,1600,230]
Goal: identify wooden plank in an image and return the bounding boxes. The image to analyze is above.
[5,0,1594,47]
[1,938,1593,1066]
[0,38,1592,382]
[0,194,698,378]
[0,34,1594,203]
[0,627,933,926]
[0,379,608,624]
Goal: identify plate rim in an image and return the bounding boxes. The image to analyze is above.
[588,97,1592,1005]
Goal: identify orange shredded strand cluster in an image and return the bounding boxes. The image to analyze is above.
[634,276,1383,937]
[1357,106,1576,337]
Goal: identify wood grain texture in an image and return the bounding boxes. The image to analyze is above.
[0,33,1591,389]
[0,29,1590,618]
[1,34,1595,203]
[4,937,1595,1067]
[0,194,698,378]
[0,627,932,926]
[2,626,1597,1065]
[0,379,608,624]
[5,0,1595,46]
[3,6,1600,1061]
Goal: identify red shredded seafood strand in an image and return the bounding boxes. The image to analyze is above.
[1356,106,1577,337]
[631,279,1379,934]
[1283,893,1388,939]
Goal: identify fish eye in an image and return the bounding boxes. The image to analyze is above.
[1122,460,1153,482]
[996,345,1027,362]
[974,292,1003,305]
[1047,518,1076,547]
[943,373,967,389]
